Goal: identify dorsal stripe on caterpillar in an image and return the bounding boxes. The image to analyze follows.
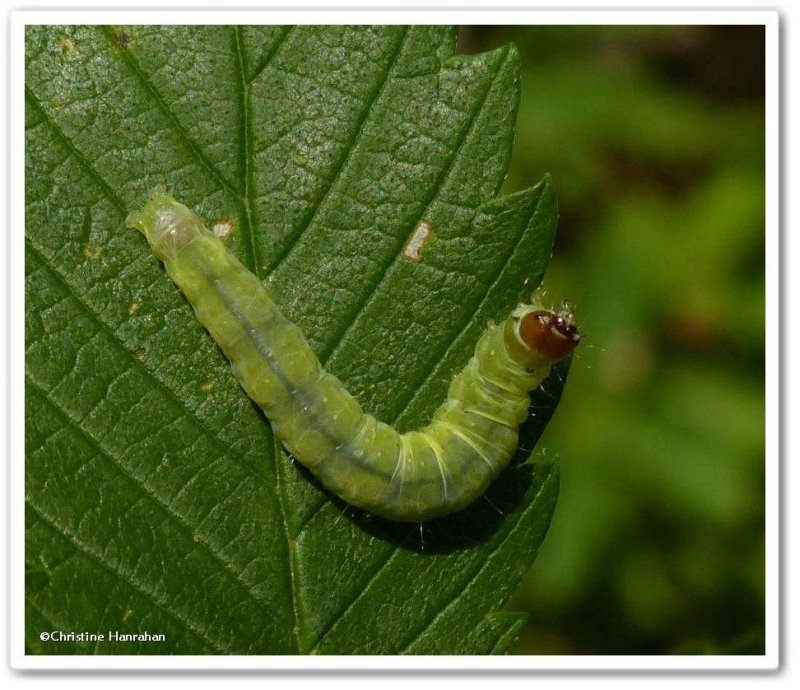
[127,190,580,522]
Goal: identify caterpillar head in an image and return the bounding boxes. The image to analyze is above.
[506,300,581,365]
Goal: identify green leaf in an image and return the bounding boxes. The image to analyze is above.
[25,25,566,655]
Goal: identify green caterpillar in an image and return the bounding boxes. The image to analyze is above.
[127,190,580,522]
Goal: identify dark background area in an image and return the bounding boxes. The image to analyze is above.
[460,25,766,655]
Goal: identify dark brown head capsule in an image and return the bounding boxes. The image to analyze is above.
[519,309,581,361]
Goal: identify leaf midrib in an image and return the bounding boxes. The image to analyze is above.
[233,26,259,277]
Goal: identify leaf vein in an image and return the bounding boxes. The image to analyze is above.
[246,26,294,84]
[99,26,240,199]
[308,545,403,653]
[264,26,410,275]
[27,378,284,630]
[294,496,330,538]
[320,46,513,364]
[271,435,303,653]
[398,466,556,653]
[25,88,127,214]
[26,240,270,483]
[232,26,259,276]
[395,182,550,426]
[26,500,225,653]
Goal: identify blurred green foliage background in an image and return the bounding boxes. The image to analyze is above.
[461,25,766,655]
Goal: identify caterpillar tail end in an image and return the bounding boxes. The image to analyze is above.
[126,188,203,259]
[126,210,145,234]
[126,186,171,233]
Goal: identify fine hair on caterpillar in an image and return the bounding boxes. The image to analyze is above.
[128,189,580,522]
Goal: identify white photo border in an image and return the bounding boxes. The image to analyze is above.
[7,6,780,672]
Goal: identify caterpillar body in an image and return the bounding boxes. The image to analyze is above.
[127,190,580,522]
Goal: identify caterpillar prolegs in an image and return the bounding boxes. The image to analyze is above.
[127,190,580,522]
